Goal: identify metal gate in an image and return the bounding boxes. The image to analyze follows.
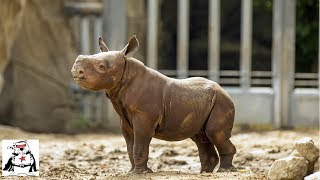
[65,0,319,129]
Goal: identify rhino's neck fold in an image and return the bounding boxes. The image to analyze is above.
[106,58,145,99]
[105,58,127,97]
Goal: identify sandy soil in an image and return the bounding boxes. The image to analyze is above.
[0,125,319,179]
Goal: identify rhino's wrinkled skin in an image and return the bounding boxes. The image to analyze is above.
[71,36,237,174]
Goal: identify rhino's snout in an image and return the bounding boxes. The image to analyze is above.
[72,55,88,79]
[71,65,86,79]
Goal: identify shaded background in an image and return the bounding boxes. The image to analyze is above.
[0,0,318,133]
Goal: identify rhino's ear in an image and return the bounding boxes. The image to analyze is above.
[99,36,109,52]
[121,35,139,58]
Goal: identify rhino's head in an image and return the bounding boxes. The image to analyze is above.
[71,35,139,90]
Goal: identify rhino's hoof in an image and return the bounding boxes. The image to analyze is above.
[132,167,153,174]
[128,167,134,173]
[218,166,237,172]
[200,166,215,173]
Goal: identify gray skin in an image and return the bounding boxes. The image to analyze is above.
[71,35,236,174]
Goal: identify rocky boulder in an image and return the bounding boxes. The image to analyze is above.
[294,137,319,173]
[0,0,26,93]
[268,151,309,180]
[0,0,75,132]
[268,137,320,180]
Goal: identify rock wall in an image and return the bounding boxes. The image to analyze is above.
[0,0,146,133]
[0,0,76,133]
[0,0,26,92]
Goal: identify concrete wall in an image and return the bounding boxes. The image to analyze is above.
[291,88,319,127]
[226,88,274,126]
[226,87,319,127]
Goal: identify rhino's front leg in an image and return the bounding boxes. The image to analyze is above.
[121,124,135,172]
[132,118,154,174]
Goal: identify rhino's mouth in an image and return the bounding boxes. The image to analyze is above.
[73,77,87,87]
[72,76,101,90]
[73,76,86,81]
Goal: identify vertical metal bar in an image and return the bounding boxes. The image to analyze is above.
[84,94,94,122]
[80,16,91,122]
[272,0,284,129]
[208,0,220,82]
[272,0,295,128]
[240,0,252,89]
[106,100,114,124]
[80,16,90,55]
[93,16,103,123]
[102,0,126,125]
[103,0,126,50]
[147,0,159,69]
[177,0,189,79]
[282,0,296,127]
[94,92,103,123]
[319,0,320,90]
[71,15,81,53]
[93,16,103,53]
[89,15,94,54]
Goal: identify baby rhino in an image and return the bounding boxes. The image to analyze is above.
[71,35,236,174]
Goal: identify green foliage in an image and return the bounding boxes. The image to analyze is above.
[295,0,319,72]
[73,115,90,130]
[253,0,272,12]
[254,0,319,72]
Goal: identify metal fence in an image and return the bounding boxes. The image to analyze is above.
[65,0,319,129]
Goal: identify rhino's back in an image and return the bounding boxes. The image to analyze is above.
[167,77,218,107]
[155,77,218,140]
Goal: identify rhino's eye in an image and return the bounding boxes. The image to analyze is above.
[98,64,105,71]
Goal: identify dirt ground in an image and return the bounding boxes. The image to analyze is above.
[0,125,319,180]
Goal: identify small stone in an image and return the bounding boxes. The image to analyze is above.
[244,154,254,161]
[294,137,319,163]
[304,171,320,180]
[164,159,187,165]
[161,149,179,157]
[294,137,320,175]
[268,155,309,180]
[268,147,280,154]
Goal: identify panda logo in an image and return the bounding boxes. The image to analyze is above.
[2,140,38,176]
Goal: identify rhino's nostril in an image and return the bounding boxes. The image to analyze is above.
[78,69,84,74]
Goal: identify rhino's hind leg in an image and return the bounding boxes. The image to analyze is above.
[191,133,219,173]
[204,103,236,172]
[215,139,236,172]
